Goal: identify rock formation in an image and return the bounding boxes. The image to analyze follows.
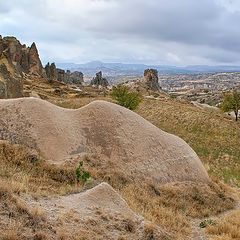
[45,62,84,84]
[45,62,58,82]
[0,52,23,98]
[0,36,44,76]
[69,71,84,84]
[0,35,84,86]
[28,42,43,75]
[0,98,210,185]
[143,69,160,91]
[91,71,109,87]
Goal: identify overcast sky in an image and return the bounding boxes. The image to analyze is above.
[1,0,240,65]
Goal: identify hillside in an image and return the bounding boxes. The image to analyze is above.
[136,98,240,187]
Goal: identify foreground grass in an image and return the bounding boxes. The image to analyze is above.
[0,141,237,239]
[206,210,240,240]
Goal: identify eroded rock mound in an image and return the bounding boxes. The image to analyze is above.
[0,98,209,184]
[25,182,171,239]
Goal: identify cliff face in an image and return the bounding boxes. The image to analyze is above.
[0,52,23,98]
[0,36,44,76]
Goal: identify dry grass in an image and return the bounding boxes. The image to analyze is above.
[0,141,83,197]
[120,181,236,239]
[206,210,240,240]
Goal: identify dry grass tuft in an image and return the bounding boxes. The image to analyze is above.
[206,210,240,240]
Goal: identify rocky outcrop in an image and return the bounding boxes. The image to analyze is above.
[91,71,109,87]
[0,36,44,76]
[45,62,84,84]
[69,71,84,84]
[143,69,160,91]
[45,62,58,83]
[28,42,43,75]
[0,53,23,98]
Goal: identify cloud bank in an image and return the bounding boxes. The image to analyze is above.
[1,0,240,65]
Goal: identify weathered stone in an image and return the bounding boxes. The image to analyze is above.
[143,69,160,91]
[0,36,44,76]
[57,68,65,82]
[45,62,58,82]
[0,53,23,99]
[28,42,43,75]
[68,71,84,84]
[91,71,109,87]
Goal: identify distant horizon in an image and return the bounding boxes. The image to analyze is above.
[55,60,240,68]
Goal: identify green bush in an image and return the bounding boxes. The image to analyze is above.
[76,161,91,184]
[199,219,216,228]
[111,85,142,110]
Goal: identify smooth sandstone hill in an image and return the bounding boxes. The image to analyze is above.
[0,98,209,184]
[26,182,171,239]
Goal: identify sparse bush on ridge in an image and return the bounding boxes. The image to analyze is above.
[76,161,91,184]
[111,85,142,110]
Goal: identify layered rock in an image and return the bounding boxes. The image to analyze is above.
[143,69,160,91]
[0,53,23,98]
[91,71,109,87]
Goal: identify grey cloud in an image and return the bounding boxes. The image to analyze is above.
[1,0,240,65]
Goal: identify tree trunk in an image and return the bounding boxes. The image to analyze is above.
[234,110,238,121]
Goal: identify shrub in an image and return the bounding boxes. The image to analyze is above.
[111,85,142,110]
[76,161,91,184]
[199,219,216,228]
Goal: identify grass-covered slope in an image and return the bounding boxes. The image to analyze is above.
[136,98,240,187]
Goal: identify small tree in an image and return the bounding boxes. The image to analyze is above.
[221,90,240,121]
[111,85,142,110]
